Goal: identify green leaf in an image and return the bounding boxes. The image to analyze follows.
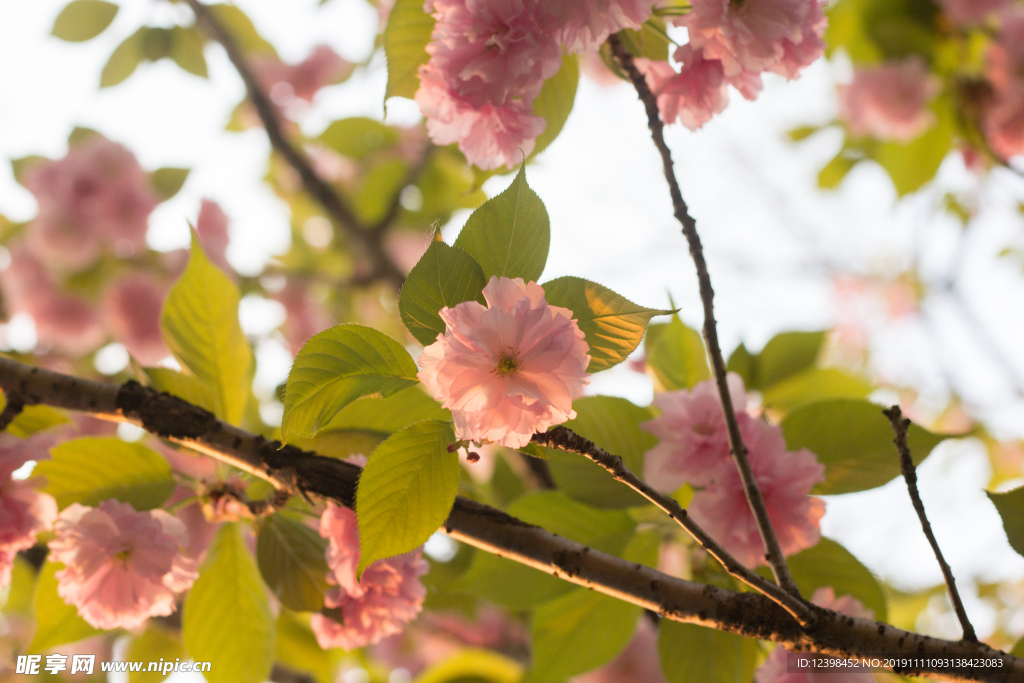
[352,159,409,224]
[788,125,820,142]
[873,98,954,196]
[757,330,825,389]
[161,235,253,425]
[183,524,275,683]
[646,315,710,390]
[208,4,277,55]
[320,117,399,160]
[456,491,634,608]
[399,241,487,346]
[987,486,1024,559]
[544,396,653,508]
[356,420,458,576]
[531,54,579,159]
[658,620,759,683]
[52,0,118,42]
[525,589,641,683]
[0,391,68,437]
[144,367,216,413]
[781,399,952,494]
[544,276,672,373]
[787,538,887,622]
[726,343,756,388]
[1013,634,1024,659]
[817,150,856,190]
[30,562,99,652]
[2,556,36,615]
[37,437,175,511]
[141,27,172,62]
[169,26,208,77]
[11,155,49,187]
[150,167,190,202]
[128,626,186,683]
[275,610,334,683]
[760,367,873,414]
[619,18,672,61]
[257,513,330,612]
[454,165,550,283]
[282,324,419,440]
[416,649,524,683]
[321,386,449,434]
[101,27,145,87]
[68,126,102,147]
[383,0,435,102]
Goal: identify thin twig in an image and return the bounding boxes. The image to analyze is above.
[533,426,815,626]
[608,34,800,597]
[883,405,978,643]
[0,393,25,432]
[0,358,1017,680]
[184,0,405,288]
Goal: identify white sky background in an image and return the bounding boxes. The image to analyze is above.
[3,0,1024,641]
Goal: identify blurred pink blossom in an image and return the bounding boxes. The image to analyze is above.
[48,499,198,630]
[688,415,825,567]
[24,138,157,270]
[838,57,940,141]
[985,86,1024,160]
[385,231,432,274]
[573,618,667,683]
[642,373,748,491]
[33,292,106,357]
[274,279,330,356]
[415,59,547,170]
[195,199,231,273]
[0,434,58,588]
[547,0,653,54]
[418,276,590,448]
[674,0,826,80]
[310,503,429,649]
[638,50,729,131]
[253,45,351,103]
[985,10,1024,160]
[754,588,873,682]
[101,272,168,365]
[939,0,1009,25]
[425,0,562,105]
[579,52,621,86]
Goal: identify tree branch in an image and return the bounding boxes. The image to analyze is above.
[607,33,799,596]
[0,393,25,432]
[0,358,1018,681]
[184,0,406,288]
[884,405,978,643]
[533,426,815,626]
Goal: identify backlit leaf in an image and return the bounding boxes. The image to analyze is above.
[52,0,118,42]
[646,315,710,390]
[399,240,487,346]
[101,28,144,87]
[257,513,330,612]
[544,276,672,372]
[356,420,458,575]
[150,167,190,202]
[659,620,759,683]
[787,538,888,622]
[988,486,1024,559]
[383,0,434,101]
[531,55,579,158]
[30,562,99,652]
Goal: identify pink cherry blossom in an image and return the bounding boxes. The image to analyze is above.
[637,51,730,131]
[195,199,231,273]
[24,138,157,269]
[309,503,429,650]
[642,373,749,491]
[546,0,654,54]
[675,0,826,80]
[385,230,433,274]
[274,279,331,356]
[985,85,1024,160]
[572,617,667,683]
[579,52,622,87]
[687,416,825,567]
[418,276,590,448]
[754,588,873,683]
[0,434,58,588]
[415,65,547,170]
[253,45,351,104]
[939,0,1009,25]
[838,57,940,141]
[424,0,562,106]
[32,292,106,357]
[48,499,198,630]
[101,272,168,365]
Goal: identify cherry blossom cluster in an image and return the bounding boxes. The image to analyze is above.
[0,138,233,360]
[982,5,1024,161]
[310,503,430,649]
[415,0,653,169]
[837,57,940,142]
[418,276,591,448]
[0,434,58,589]
[252,45,352,114]
[642,375,825,567]
[639,0,827,131]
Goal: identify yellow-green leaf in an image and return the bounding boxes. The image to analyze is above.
[383,0,434,101]
[52,0,118,42]
[399,240,487,346]
[256,513,330,612]
[30,562,99,651]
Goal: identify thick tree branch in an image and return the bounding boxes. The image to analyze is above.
[533,426,815,625]
[184,0,406,288]
[884,406,978,643]
[0,358,1019,681]
[608,34,799,596]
